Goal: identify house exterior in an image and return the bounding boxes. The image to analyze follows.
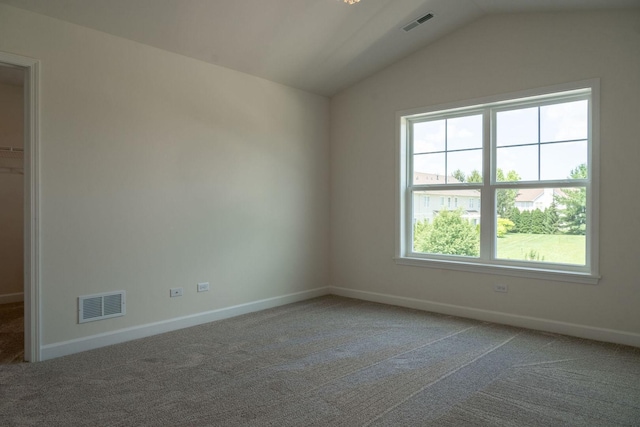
[412,173,481,225]
[413,178,565,225]
[515,188,564,212]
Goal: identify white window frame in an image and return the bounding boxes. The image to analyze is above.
[395,80,600,284]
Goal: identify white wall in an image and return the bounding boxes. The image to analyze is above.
[331,11,640,341]
[0,4,330,348]
[0,82,23,301]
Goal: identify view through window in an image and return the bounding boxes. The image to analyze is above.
[399,83,598,280]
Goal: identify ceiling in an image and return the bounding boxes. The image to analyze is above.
[0,0,638,96]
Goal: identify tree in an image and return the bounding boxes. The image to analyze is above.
[531,209,546,234]
[467,169,482,183]
[496,169,520,218]
[413,219,430,252]
[555,164,587,235]
[543,203,560,234]
[509,208,522,233]
[497,217,515,238]
[452,169,466,183]
[519,209,532,234]
[417,209,479,256]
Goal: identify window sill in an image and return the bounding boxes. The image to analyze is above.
[394,256,600,285]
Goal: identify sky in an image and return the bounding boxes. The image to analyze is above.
[412,99,588,183]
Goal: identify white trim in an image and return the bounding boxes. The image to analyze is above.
[396,79,600,283]
[0,51,41,362]
[330,287,640,348]
[40,287,330,361]
[394,257,600,285]
[0,292,24,304]
[397,79,597,119]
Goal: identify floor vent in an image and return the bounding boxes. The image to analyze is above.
[78,291,126,323]
[403,13,434,32]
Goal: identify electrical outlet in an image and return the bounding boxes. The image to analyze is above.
[197,282,210,292]
[494,284,508,293]
[170,287,183,297]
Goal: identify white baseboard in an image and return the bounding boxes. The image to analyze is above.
[330,286,640,348]
[0,292,24,304]
[41,287,330,361]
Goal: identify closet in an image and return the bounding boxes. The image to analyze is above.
[0,70,25,364]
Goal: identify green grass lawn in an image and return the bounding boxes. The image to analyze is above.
[497,233,586,265]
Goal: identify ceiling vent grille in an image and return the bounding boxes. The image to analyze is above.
[403,13,434,32]
[79,291,126,323]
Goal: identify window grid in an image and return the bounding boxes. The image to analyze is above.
[400,84,597,280]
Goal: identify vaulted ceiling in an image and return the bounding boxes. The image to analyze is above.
[1,0,637,96]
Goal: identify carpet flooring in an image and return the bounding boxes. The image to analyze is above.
[0,301,24,364]
[1,296,639,426]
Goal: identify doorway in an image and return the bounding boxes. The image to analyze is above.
[0,52,40,363]
[0,64,25,363]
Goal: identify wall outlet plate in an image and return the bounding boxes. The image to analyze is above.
[494,284,508,293]
[197,282,210,292]
[170,287,183,297]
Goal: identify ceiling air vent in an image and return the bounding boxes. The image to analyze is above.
[78,291,126,323]
[403,13,434,32]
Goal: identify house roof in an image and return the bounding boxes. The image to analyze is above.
[515,188,566,203]
[413,172,480,197]
[414,172,461,184]
[515,188,545,203]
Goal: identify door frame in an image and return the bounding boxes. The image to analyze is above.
[0,51,40,362]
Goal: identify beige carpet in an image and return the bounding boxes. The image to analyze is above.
[0,301,24,364]
[1,296,639,426]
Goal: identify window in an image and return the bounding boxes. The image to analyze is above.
[397,81,599,284]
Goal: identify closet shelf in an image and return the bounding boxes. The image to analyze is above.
[0,147,24,175]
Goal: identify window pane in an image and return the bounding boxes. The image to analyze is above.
[447,149,482,183]
[413,120,445,154]
[413,153,445,184]
[496,145,538,181]
[540,141,588,180]
[496,107,538,147]
[495,188,586,265]
[412,190,481,257]
[447,115,482,150]
[540,100,588,143]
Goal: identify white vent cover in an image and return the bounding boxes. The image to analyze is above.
[78,291,126,323]
[402,13,434,32]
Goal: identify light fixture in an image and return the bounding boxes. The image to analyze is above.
[344,0,360,4]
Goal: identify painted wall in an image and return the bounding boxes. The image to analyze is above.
[331,11,640,338]
[0,82,23,301]
[0,4,330,346]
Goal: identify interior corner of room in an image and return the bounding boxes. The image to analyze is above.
[0,1,639,368]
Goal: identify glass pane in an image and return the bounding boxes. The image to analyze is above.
[495,188,586,265]
[447,149,482,183]
[447,115,482,150]
[540,141,588,181]
[413,120,445,154]
[412,190,481,257]
[413,153,445,184]
[496,107,538,147]
[540,100,588,143]
[496,145,538,181]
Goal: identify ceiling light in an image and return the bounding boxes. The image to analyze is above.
[344,0,360,4]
